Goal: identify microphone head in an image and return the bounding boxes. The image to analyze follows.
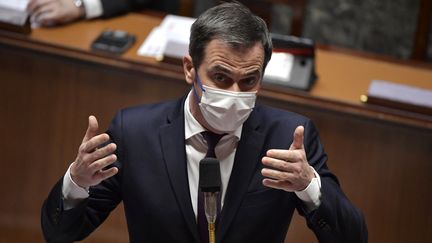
[199,157,221,192]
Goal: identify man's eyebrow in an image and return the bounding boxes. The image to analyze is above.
[208,65,262,76]
[244,69,262,77]
[207,65,232,74]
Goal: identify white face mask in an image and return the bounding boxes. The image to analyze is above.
[194,75,257,133]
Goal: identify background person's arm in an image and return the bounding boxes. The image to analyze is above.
[27,0,87,26]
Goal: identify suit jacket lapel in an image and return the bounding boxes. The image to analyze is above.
[159,98,201,243]
[216,109,265,243]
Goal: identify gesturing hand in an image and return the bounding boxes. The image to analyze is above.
[70,116,118,189]
[261,126,314,192]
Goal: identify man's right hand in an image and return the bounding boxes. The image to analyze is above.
[70,115,118,188]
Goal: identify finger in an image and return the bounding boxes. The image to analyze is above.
[27,0,52,13]
[27,0,46,12]
[261,168,294,181]
[27,0,38,12]
[262,156,295,172]
[31,3,54,21]
[262,179,295,192]
[88,154,117,173]
[290,126,304,150]
[265,150,303,163]
[81,133,110,153]
[39,0,67,25]
[83,115,99,143]
[38,12,58,26]
[93,167,119,182]
[87,143,117,162]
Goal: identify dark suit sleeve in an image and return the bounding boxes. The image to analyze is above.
[99,0,179,18]
[41,113,124,242]
[100,0,144,18]
[297,120,368,243]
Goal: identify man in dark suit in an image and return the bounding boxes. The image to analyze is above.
[41,2,368,243]
[27,0,179,26]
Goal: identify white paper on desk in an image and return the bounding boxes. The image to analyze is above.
[263,52,294,82]
[0,0,29,26]
[137,26,167,58]
[0,0,29,11]
[137,14,195,59]
[159,15,195,37]
[368,80,432,108]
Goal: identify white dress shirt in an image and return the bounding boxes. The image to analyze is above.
[82,0,103,19]
[62,90,322,214]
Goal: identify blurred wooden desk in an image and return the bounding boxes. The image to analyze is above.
[0,13,431,243]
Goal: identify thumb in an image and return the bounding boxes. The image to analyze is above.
[82,115,99,142]
[289,126,304,150]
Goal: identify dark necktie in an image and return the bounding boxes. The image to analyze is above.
[198,131,223,243]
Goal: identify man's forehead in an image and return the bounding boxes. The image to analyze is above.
[204,39,263,53]
[203,39,265,66]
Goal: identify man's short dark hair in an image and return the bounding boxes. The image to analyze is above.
[189,1,272,71]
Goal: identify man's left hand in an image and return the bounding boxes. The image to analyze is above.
[261,125,315,192]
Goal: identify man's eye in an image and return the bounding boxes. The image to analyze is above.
[242,77,258,86]
[214,74,227,83]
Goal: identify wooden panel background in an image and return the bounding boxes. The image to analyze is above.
[1,43,432,243]
[0,45,188,242]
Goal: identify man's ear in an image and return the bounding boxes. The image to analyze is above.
[183,55,195,85]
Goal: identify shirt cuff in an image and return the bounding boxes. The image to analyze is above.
[294,166,322,211]
[62,163,89,210]
[82,0,103,19]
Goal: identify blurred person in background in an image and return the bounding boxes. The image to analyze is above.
[27,0,179,26]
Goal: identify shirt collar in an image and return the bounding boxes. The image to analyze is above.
[184,90,242,140]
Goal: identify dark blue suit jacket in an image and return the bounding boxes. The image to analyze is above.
[41,96,367,243]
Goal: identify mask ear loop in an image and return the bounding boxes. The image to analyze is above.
[192,73,206,102]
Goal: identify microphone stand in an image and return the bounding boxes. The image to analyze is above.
[204,192,219,243]
[199,157,221,243]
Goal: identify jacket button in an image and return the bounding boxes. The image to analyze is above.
[52,207,61,224]
[52,214,58,224]
[318,219,331,231]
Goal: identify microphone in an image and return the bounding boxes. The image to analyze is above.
[199,157,221,243]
